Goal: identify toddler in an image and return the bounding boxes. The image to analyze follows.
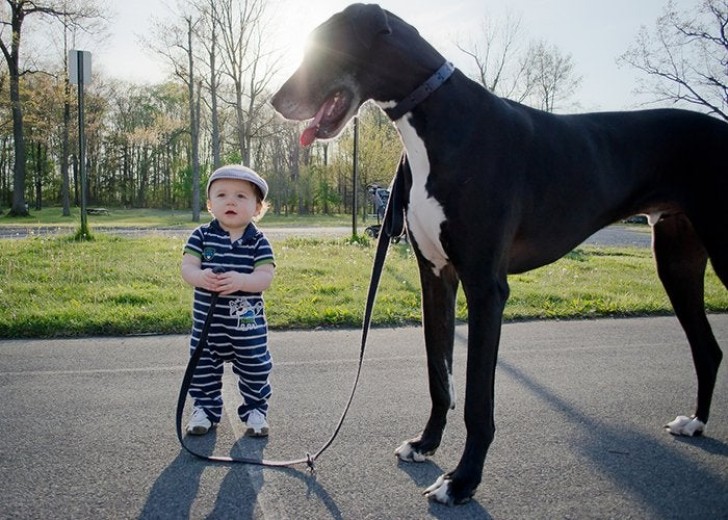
[181,165,275,437]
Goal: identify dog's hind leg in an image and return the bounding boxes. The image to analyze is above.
[395,261,459,462]
[652,213,724,436]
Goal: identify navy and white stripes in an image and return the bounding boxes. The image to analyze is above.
[184,220,275,423]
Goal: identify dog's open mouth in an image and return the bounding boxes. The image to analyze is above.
[300,89,354,147]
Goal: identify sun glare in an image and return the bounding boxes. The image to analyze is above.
[274,0,340,77]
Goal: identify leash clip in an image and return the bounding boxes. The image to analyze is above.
[306,453,317,476]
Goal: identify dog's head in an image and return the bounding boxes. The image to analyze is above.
[271,3,444,147]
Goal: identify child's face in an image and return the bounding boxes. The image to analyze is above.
[207,178,262,230]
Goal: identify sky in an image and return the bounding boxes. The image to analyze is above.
[92,0,699,112]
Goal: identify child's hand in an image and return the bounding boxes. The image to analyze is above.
[216,271,245,295]
[199,268,225,293]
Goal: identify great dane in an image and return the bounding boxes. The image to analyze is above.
[271,3,728,505]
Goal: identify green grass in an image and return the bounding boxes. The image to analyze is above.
[0,233,726,338]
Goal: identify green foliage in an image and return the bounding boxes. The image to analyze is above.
[0,235,726,339]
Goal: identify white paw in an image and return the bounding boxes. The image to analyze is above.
[423,475,452,504]
[395,441,427,462]
[665,415,705,436]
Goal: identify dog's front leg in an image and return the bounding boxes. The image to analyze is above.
[424,273,509,505]
[395,261,459,462]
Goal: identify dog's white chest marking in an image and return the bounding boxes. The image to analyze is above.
[392,115,450,276]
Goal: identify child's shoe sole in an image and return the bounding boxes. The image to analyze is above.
[187,425,210,435]
[244,426,269,437]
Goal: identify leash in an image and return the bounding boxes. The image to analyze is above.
[176,158,407,471]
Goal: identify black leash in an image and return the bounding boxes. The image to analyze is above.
[176,157,408,471]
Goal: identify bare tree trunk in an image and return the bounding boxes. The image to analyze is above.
[61,21,71,216]
[8,67,27,216]
[207,0,221,169]
[218,0,264,166]
[0,136,7,214]
[34,141,42,210]
[188,17,201,222]
[3,7,28,217]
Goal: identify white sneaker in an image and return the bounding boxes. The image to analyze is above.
[245,409,269,437]
[186,407,213,435]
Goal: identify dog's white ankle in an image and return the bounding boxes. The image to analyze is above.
[665,415,705,436]
[395,441,427,462]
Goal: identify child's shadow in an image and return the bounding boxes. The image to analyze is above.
[207,436,270,517]
[139,431,222,519]
[141,434,342,519]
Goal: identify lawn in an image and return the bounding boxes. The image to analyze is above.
[1,230,726,339]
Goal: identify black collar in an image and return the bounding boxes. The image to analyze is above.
[384,61,455,121]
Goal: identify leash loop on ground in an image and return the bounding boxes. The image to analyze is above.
[175,158,408,470]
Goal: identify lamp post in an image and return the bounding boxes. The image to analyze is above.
[69,50,91,238]
[352,116,359,237]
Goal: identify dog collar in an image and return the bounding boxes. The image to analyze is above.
[385,61,455,121]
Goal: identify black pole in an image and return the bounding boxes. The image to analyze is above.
[352,116,359,237]
[77,51,89,237]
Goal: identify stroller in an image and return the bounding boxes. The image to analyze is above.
[364,183,404,242]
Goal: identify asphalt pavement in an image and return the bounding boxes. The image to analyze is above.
[0,223,653,247]
[1,316,727,519]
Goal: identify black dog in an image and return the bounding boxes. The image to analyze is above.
[272,3,727,505]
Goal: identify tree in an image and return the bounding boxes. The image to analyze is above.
[198,0,222,170]
[0,67,8,212]
[185,15,202,222]
[20,69,62,211]
[216,0,274,166]
[458,14,582,112]
[456,12,529,100]
[0,0,102,216]
[148,1,203,221]
[523,40,582,112]
[620,0,727,120]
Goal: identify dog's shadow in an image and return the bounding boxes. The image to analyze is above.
[498,358,728,516]
[671,434,728,456]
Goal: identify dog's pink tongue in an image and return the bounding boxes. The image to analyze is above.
[300,126,318,147]
[299,102,328,147]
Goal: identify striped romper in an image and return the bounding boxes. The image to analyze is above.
[183,219,275,424]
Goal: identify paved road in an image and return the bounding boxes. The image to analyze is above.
[1,316,726,519]
[0,223,652,247]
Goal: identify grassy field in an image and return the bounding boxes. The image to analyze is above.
[1,228,726,339]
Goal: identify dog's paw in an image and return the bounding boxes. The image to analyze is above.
[424,475,453,504]
[424,473,476,505]
[395,440,428,462]
[665,415,705,436]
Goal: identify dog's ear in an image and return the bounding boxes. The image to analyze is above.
[345,3,392,48]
